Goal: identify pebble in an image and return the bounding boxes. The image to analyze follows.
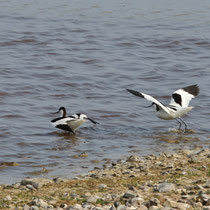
[149,197,160,206]
[74,204,82,209]
[3,195,12,201]
[23,204,30,210]
[87,195,98,203]
[98,183,107,189]
[157,183,176,193]
[29,206,39,210]
[26,184,36,190]
[60,203,68,208]
[163,198,190,210]
[31,198,48,208]
[21,178,53,189]
[123,191,136,199]
[130,197,144,207]
[116,205,126,210]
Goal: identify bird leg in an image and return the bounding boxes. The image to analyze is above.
[175,119,182,130]
[178,118,187,132]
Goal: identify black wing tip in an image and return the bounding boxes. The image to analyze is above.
[127,89,144,98]
[183,84,199,96]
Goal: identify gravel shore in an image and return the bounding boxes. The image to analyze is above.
[0,148,209,210]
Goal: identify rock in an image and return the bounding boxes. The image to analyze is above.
[92,207,105,210]
[102,194,113,201]
[60,203,68,208]
[67,204,83,210]
[82,203,93,208]
[149,197,160,206]
[29,206,39,210]
[148,206,160,210]
[98,184,107,189]
[163,198,190,210]
[26,184,36,190]
[12,183,21,189]
[204,180,210,188]
[123,191,136,199]
[203,206,210,210]
[200,194,210,205]
[109,206,116,210]
[31,198,48,208]
[87,195,98,203]
[181,149,193,156]
[128,185,138,192]
[157,183,176,193]
[138,205,148,210]
[21,178,53,189]
[130,197,144,207]
[47,205,54,209]
[3,195,12,201]
[75,204,82,208]
[116,205,126,210]
[53,177,68,183]
[127,155,141,162]
[114,201,120,208]
[23,204,30,210]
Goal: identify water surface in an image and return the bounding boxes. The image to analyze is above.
[0,0,210,184]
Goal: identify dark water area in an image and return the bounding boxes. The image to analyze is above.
[0,0,209,184]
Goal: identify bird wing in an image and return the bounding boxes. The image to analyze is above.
[66,114,86,132]
[169,84,199,108]
[51,117,74,132]
[127,89,170,114]
[66,118,84,132]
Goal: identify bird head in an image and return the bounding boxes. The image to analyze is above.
[53,107,66,117]
[79,114,98,124]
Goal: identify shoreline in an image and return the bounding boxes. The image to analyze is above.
[0,148,209,209]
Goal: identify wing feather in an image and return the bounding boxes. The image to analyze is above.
[127,89,170,114]
[169,84,199,107]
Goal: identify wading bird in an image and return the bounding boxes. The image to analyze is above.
[127,84,199,132]
[51,107,98,133]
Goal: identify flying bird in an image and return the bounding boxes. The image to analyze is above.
[51,107,98,133]
[127,84,199,132]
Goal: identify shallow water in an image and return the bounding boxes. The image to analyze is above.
[0,0,210,184]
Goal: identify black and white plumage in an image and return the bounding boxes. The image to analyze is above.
[127,84,199,131]
[51,107,98,133]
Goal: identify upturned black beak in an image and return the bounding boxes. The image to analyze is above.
[86,118,98,124]
[52,110,59,114]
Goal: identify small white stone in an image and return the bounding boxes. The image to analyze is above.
[98,184,107,189]
[73,203,82,209]
[30,206,39,210]
[31,198,48,208]
[87,195,98,203]
[130,197,144,207]
[158,183,176,193]
[23,204,30,210]
[3,195,12,201]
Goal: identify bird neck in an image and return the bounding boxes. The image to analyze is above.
[60,109,66,118]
